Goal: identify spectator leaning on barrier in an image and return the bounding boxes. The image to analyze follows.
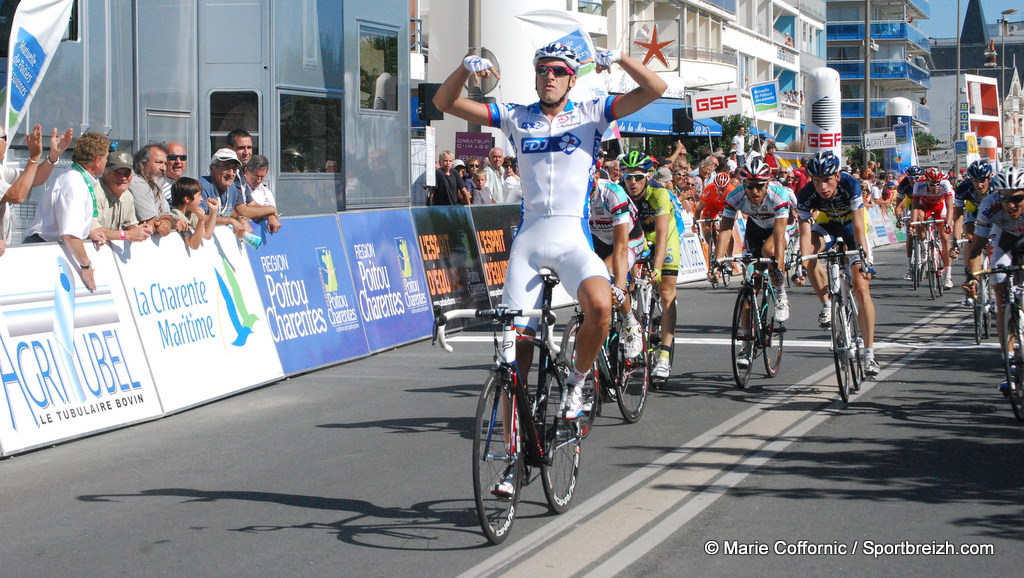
[0,125,73,256]
[23,131,111,291]
[239,154,283,234]
[169,177,218,250]
[200,148,252,238]
[128,143,177,235]
[92,150,152,243]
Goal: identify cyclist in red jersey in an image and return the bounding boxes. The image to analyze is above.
[911,167,955,289]
[694,171,737,271]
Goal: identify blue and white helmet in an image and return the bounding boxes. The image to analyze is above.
[994,166,1024,192]
[966,159,994,180]
[805,150,841,178]
[533,42,581,72]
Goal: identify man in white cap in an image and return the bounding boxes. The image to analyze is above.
[200,148,251,235]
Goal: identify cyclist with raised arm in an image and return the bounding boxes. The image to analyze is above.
[793,151,881,377]
[910,167,955,289]
[620,152,680,383]
[964,166,1024,395]
[433,43,665,426]
[709,158,791,367]
[589,176,646,359]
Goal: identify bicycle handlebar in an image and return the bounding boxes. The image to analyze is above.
[432,306,558,355]
[715,255,776,266]
[971,264,1024,277]
[693,218,721,224]
[908,218,941,227]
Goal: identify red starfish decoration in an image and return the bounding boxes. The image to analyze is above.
[634,25,674,68]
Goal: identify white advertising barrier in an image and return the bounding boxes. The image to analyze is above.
[114,229,284,413]
[678,210,709,283]
[0,242,161,456]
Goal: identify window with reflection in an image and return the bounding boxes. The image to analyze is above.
[279,93,342,174]
[359,24,398,111]
[210,91,260,152]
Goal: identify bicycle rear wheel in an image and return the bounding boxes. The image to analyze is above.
[1002,304,1024,422]
[472,372,522,544]
[731,287,755,389]
[761,289,784,377]
[831,299,854,402]
[540,367,581,513]
[615,344,648,423]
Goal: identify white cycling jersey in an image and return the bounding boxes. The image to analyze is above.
[975,193,1024,238]
[721,183,790,229]
[588,179,644,250]
[488,96,616,218]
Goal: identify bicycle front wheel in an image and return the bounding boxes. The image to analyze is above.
[472,372,521,544]
[847,299,863,391]
[761,289,784,377]
[731,287,755,389]
[911,239,922,289]
[831,299,854,403]
[934,242,945,297]
[540,369,581,514]
[1002,304,1024,422]
[615,345,648,423]
[559,314,599,438]
[926,240,937,300]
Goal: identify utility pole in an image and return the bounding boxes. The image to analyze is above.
[468,0,482,132]
[863,0,871,169]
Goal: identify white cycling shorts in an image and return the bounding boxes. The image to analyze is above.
[504,215,610,330]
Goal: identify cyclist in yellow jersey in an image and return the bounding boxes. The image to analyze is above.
[620,152,680,383]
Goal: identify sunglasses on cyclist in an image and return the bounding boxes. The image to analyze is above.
[926,181,942,187]
[622,173,647,181]
[744,182,767,190]
[1000,193,1024,204]
[535,64,575,77]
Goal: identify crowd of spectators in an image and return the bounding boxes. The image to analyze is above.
[0,125,284,287]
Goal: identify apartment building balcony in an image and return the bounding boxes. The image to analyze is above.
[564,0,607,36]
[840,99,931,125]
[826,20,930,53]
[824,0,929,20]
[829,60,930,90]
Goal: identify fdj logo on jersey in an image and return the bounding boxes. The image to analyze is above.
[521,134,581,155]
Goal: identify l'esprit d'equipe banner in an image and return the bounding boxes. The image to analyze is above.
[411,207,490,326]
[244,215,370,375]
[3,0,75,138]
[337,209,433,351]
[0,243,161,456]
[468,204,520,306]
[113,229,283,413]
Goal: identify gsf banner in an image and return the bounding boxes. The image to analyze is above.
[0,243,161,456]
[114,229,284,413]
[411,207,490,326]
[245,215,370,375]
[338,209,434,351]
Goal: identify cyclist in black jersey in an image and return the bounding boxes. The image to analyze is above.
[793,151,880,377]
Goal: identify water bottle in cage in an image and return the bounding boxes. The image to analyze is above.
[829,263,841,294]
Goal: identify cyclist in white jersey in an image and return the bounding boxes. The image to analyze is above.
[965,166,1024,395]
[434,43,665,420]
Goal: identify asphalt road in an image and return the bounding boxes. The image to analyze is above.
[2,244,1020,577]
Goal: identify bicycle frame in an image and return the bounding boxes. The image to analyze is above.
[909,217,945,298]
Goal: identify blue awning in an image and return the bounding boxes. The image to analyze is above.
[749,125,774,140]
[616,98,723,137]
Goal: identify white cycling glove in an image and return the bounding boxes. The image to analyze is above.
[463,55,493,74]
[595,49,621,67]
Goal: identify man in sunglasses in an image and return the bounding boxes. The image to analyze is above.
[709,158,791,368]
[965,166,1024,395]
[162,142,189,202]
[433,42,665,421]
[792,150,881,378]
[910,167,955,289]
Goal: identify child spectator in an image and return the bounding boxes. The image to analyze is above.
[168,177,218,249]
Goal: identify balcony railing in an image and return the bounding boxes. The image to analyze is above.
[840,99,932,125]
[826,20,930,52]
[828,60,931,89]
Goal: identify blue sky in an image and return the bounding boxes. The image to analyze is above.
[915,0,1021,40]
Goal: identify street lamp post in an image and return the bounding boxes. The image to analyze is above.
[1001,9,1019,105]
[863,0,871,169]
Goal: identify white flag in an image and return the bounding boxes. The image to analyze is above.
[4,0,75,138]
